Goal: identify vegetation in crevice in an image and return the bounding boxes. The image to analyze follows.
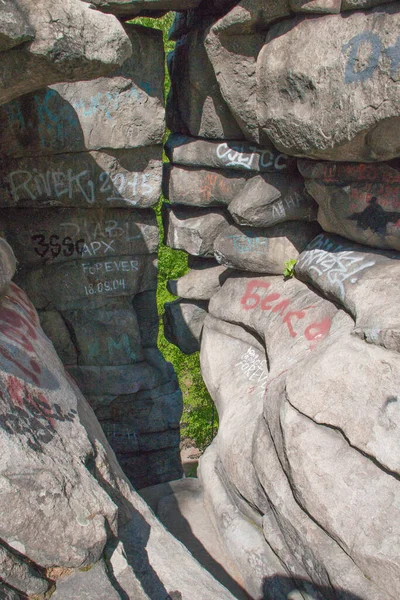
[132,13,218,452]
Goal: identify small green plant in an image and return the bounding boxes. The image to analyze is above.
[283,259,297,279]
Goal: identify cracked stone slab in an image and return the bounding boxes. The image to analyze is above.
[0,147,163,209]
[0,0,132,105]
[14,253,157,311]
[165,134,297,173]
[213,222,321,274]
[0,208,158,267]
[296,232,400,352]
[51,560,121,600]
[298,159,400,250]
[163,299,209,354]
[257,5,400,161]
[0,24,163,156]
[163,204,230,257]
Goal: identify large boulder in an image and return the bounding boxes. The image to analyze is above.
[299,159,400,250]
[167,24,244,140]
[164,165,247,207]
[213,222,321,273]
[165,134,296,173]
[167,263,231,300]
[163,204,230,256]
[257,4,400,161]
[84,0,202,18]
[0,271,238,599]
[0,0,131,105]
[0,147,163,209]
[227,173,317,227]
[198,270,400,598]
[0,24,164,157]
[296,232,400,352]
[163,298,209,353]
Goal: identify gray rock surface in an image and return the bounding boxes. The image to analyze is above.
[167,264,230,300]
[14,253,157,311]
[0,544,49,597]
[299,159,400,250]
[204,12,266,143]
[199,269,400,598]
[163,299,209,353]
[167,24,243,140]
[50,560,121,600]
[258,5,400,161]
[164,165,246,207]
[0,0,132,105]
[0,25,164,157]
[0,283,119,571]
[228,173,317,227]
[163,204,230,256]
[85,0,202,18]
[0,1,34,52]
[214,222,321,273]
[165,134,296,173]
[0,147,163,209]
[0,274,237,599]
[296,232,400,352]
[0,208,159,266]
[0,238,16,297]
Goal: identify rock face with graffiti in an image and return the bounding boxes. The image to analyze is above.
[0,22,182,491]
[0,0,400,599]
[160,1,400,599]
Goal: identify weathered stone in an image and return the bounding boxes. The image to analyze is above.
[296,232,400,352]
[61,303,144,366]
[0,0,131,105]
[0,1,34,52]
[140,478,251,599]
[0,208,158,267]
[67,358,171,396]
[85,0,202,18]
[253,410,387,600]
[164,165,247,207]
[299,159,400,250]
[208,273,338,361]
[0,147,163,208]
[0,25,164,157]
[51,560,120,600]
[117,446,183,490]
[258,5,400,161]
[228,173,317,227]
[0,544,49,597]
[205,2,287,144]
[0,283,119,570]
[342,0,397,8]
[88,381,182,434]
[168,264,231,300]
[14,253,157,311]
[0,582,24,600]
[290,0,341,13]
[0,280,235,599]
[163,204,230,256]
[163,299,209,353]
[38,310,78,365]
[132,290,159,348]
[0,238,16,297]
[167,25,244,140]
[213,222,321,273]
[200,446,304,600]
[165,134,296,173]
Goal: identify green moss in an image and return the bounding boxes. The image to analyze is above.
[130,13,218,452]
